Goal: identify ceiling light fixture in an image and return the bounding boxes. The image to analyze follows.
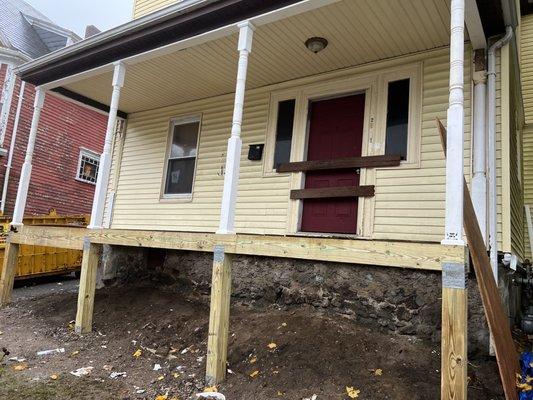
[305,37,328,53]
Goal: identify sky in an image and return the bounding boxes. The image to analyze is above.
[25,0,134,37]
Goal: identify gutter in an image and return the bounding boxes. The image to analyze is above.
[487,25,513,283]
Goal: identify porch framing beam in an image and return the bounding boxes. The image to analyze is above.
[8,225,465,271]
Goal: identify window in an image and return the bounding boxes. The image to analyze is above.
[77,149,100,184]
[385,78,410,160]
[163,116,201,197]
[273,99,296,169]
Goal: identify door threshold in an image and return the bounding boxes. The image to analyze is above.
[290,232,368,240]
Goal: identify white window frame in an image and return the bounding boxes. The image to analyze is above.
[76,148,101,185]
[160,114,202,201]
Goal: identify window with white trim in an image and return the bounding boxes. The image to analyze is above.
[77,149,100,184]
[163,116,201,197]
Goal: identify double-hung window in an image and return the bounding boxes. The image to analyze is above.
[163,116,201,198]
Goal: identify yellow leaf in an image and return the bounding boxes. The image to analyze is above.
[70,351,79,357]
[172,372,180,379]
[50,374,59,380]
[157,375,165,381]
[374,368,383,376]
[13,364,28,371]
[277,391,284,396]
[267,343,277,350]
[250,370,260,378]
[155,396,168,400]
[133,349,142,358]
[204,386,217,393]
[250,356,257,364]
[346,386,360,398]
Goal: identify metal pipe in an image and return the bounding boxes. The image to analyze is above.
[487,26,513,283]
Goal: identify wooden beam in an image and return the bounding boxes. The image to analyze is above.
[9,226,465,271]
[75,239,101,334]
[206,245,232,385]
[290,185,375,200]
[441,264,468,400]
[277,155,401,173]
[0,242,20,307]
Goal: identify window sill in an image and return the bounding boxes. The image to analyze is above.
[75,177,97,185]
[159,194,193,203]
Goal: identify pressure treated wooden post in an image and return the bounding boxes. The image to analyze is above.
[75,238,101,334]
[0,242,20,307]
[206,245,232,385]
[441,261,468,400]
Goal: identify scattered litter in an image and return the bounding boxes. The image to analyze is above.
[103,365,113,371]
[373,368,383,376]
[37,348,65,356]
[250,356,257,364]
[267,343,277,350]
[8,357,26,363]
[227,369,234,375]
[136,389,146,394]
[250,370,259,378]
[346,387,360,398]
[181,347,190,355]
[154,363,162,371]
[197,392,226,400]
[13,363,28,371]
[70,366,94,377]
[110,371,127,379]
[167,354,178,361]
[50,374,59,380]
[518,352,533,398]
[196,356,204,363]
[133,349,142,358]
[101,345,107,349]
[303,395,317,400]
[176,365,186,372]
[70,351,79,357]
[144,347,157,355]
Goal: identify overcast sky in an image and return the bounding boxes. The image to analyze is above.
[25,0,134,37]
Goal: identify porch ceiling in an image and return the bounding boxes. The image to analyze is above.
[62,0,454,114]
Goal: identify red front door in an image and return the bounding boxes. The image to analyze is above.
[300,94,365,234]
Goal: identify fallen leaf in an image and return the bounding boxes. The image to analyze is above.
[133,349,142,358]
[250,370,260,378]
[250,356,257,364]
[204,386,217,392]
[50,374,59,380]
[346,386,360,398]
[103,365,113,371]
[157,375,165,381]
[70,351,79,357]
[374,368,383,376]
[13,363,28,371]
[277,391,284,396]
[172,372,180,378]
[267,343,277,350]
[155,396,168,400]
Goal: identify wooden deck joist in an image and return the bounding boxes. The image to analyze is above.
[8,225,464,271]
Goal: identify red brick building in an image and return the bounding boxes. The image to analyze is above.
[0,0,107,218]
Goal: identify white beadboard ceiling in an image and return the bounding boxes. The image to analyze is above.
[64,0,454,114]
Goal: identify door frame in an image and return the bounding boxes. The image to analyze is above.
[287,74,377,237]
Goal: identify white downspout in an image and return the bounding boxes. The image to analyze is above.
[1,81,25,215]
[487,26,513,284]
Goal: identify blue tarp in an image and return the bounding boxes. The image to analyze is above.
[520,352,533,400]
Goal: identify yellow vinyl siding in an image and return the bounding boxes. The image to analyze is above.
[523,124,533,259]
[522,15,533,125]
[108,46,505,244]
[133,0,181,18]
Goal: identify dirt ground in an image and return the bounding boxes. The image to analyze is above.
[0,277,504,400]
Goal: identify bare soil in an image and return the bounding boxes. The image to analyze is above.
[0,278,504,399]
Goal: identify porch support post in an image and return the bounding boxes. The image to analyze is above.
[217,21,254,235]
[11,87,46,227]
[88,62,126,229]
[441,1,467,399]
[471,50,488,245]
[206,21,254,385]
[75,238,101,333]
[0,242,20,307]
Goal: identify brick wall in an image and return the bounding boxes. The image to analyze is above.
[0,63,108,217]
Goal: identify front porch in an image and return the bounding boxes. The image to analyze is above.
[0,0,515,398]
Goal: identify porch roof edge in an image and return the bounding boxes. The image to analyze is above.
[16,0,304,87]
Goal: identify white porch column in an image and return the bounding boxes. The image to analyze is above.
[443,0,466,246]
[11,88,46,227]
[217,21,255,234]
[471,61,488,245]
[88,62,126,229]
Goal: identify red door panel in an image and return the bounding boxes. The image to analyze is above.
[301,94,365,234]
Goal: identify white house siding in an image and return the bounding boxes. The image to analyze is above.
[107,46,505,245]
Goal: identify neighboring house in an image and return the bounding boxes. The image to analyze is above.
[0,0,528,397]
[0,0,107,218]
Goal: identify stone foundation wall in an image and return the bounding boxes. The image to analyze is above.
[106,247,490,355]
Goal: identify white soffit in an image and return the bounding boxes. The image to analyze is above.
[63,0,454,114]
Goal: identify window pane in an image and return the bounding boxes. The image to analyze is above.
[170,121,199,158]
[78,153,100,184]
[273,99,296,169]
[165,158,196,194]
[385,79,410,160]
